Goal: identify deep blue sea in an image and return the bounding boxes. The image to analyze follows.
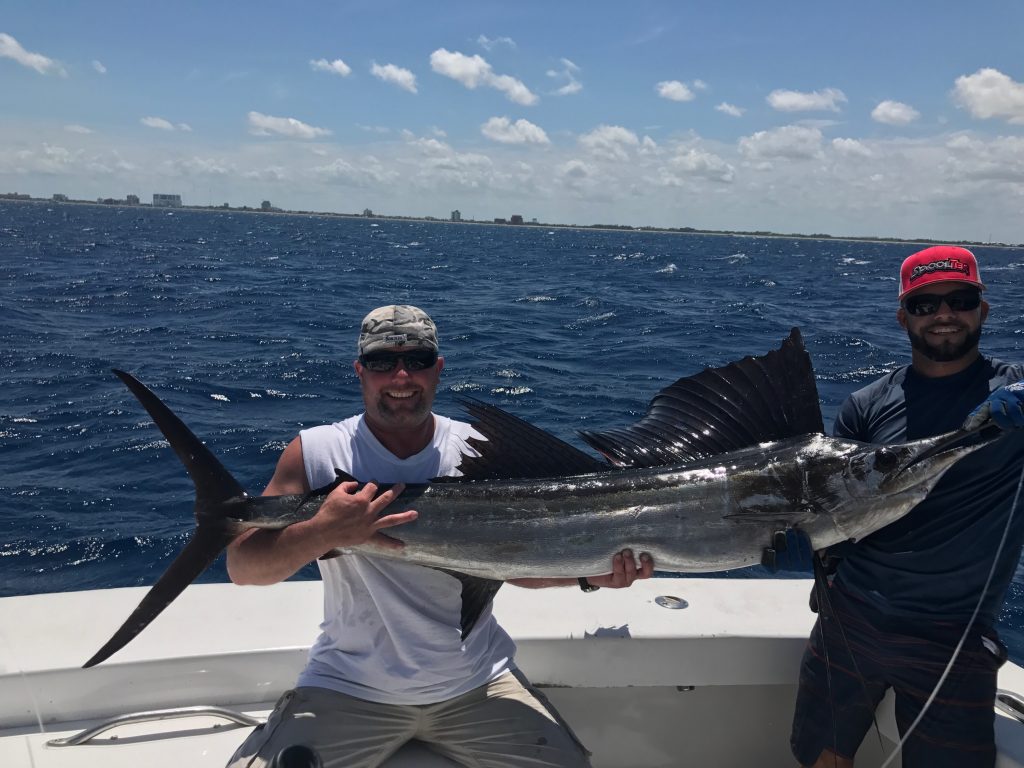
[3,201,1023,657]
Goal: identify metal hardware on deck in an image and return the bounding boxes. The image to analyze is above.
[655,595,688,609]
[996,690,1024,724]
[46,706,264,747]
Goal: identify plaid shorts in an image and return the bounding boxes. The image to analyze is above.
[790,585,1006,768]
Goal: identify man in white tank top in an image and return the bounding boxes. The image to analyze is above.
[225,305,654,768]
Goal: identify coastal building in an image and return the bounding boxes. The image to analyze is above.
[451,210,461,222]
[126,194,140,206]
[52,194,68,202]
[363,208,374,217]
[153,193,182,208]
[510,215,524,225]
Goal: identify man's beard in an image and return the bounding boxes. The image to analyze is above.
[907,325,982,363]
[375,395,429,425]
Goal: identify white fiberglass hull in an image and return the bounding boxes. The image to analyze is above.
[4,580,1024,767]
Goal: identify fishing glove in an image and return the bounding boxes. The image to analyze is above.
[963,380,1024,431]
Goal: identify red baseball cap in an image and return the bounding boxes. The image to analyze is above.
[898,245,985,300]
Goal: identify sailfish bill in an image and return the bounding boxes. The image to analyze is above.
[84,329,1007,667]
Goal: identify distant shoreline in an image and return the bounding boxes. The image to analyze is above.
[2,195,1019,249]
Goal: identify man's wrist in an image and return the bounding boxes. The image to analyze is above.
[578,576,599,592]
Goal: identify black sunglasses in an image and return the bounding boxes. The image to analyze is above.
[359,349,438,373]
[902,288,982,317]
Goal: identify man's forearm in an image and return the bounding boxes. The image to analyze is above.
[226,521,329,585]
[506,577,579,589]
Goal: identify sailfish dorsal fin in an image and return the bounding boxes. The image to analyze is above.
[577,327,824,467]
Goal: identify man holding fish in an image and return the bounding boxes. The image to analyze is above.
[791,246,1024,768]
[225,304,653,768]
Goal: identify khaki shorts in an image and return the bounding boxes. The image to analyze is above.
[226,669,590,768]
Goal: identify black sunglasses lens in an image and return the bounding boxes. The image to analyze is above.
[361,356,395,372]
[361,351,437,372]
[905,296,938,316]
[905,290,980,316]
[402,351,437,370]
[945,292,981,311]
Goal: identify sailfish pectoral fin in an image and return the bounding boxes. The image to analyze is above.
[438,569,504,639]
[83,525,237,668]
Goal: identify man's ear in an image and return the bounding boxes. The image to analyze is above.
[896,306,908,330]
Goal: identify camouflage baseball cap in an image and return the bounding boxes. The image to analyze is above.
[357,305,439,355]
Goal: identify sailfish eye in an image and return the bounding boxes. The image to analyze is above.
[874,448,898,472]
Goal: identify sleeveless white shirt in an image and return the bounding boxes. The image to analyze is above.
[295,414,516,705]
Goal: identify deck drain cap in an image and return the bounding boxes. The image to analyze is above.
[655,595,688,609]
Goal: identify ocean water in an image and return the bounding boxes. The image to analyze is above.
[3,201,1024,655]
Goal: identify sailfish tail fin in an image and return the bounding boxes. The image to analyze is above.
[84,371,249,667]
[112,370,247,506]
[83,526,236,667]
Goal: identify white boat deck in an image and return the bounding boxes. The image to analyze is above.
[3,578,1024,767]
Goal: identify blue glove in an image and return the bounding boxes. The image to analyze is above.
[964,381,1024,431]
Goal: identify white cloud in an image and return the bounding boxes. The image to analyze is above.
[739,125,824,159]
[310,58,352,78]
[0,33,66,76]
[481,116,550,145]
[693,80,708,91]
[371,62,417,93]
[140,117,191,132]
[0,143,142,177]
[952,68,1024,125]
[477,35,516,51]
[314,156,396,187]
[92,60,106,74]
[871,100,920,126]
[64,124,94,134]
[242,166,287,183]
[247,111,331,139]
[579,125,640,161]
[556,159,599,196]
[162,156,231,177]
[559,159,593,180]
[430,48,538,106]
[408,136,452,156]
[716,102,745,117]
[832,138,872,157]
[656,80,696,102]
[943,133,1024,182]
[547,58,581,96]
[665,147,735,183]
[767,87,847,112]
[431,49,489,88]
[141,116,176,131]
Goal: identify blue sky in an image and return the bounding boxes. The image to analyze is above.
[3,1,1024,242]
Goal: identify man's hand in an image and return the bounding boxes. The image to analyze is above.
[964,381,1024,431]
[315,481,417,551]
[585,549,655,589]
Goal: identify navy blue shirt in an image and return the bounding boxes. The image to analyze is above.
[832,356,1024,628]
